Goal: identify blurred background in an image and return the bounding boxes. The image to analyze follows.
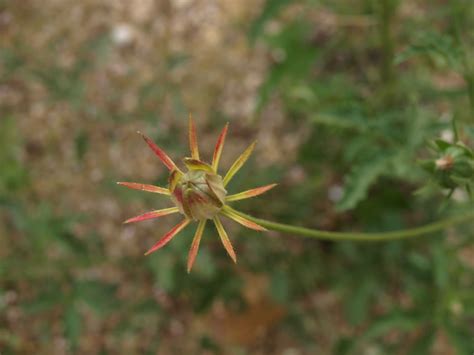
[1,0,473,354]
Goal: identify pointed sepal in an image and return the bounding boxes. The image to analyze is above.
[183,158,214,173]
[188,114,200,160]
[144,219,191,256]
[117,182,170,195]
[223,141,256,186]
[137,131,178,171]
[212,123,229,172]
[225,183,277,202]
[187,220,206,273]
[213,216,237,263]
[168,169,183,193]
[123,207,179,224]
[221,206,267,231]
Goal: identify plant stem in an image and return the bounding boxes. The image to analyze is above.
[235,210,474,242]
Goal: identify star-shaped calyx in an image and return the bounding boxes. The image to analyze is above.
[118,116,276,272]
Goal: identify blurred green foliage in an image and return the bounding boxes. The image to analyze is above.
[1,0,473,354]
[248,0,474,353]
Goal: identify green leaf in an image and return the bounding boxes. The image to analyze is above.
[434,139,453,152]
[363,312,420,339]
[394,32,463,71]
[336,155,393,211]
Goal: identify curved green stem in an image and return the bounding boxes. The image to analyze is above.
[235,210,474,242]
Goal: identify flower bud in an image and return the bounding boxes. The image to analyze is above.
[119,119,274,269]
[170,169,227,221]
[435,155,454,170]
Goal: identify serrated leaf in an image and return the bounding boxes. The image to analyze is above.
[394,32,463,70]
[336,155,392,211]
[434,139,453,152]
[413,181,440,199]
